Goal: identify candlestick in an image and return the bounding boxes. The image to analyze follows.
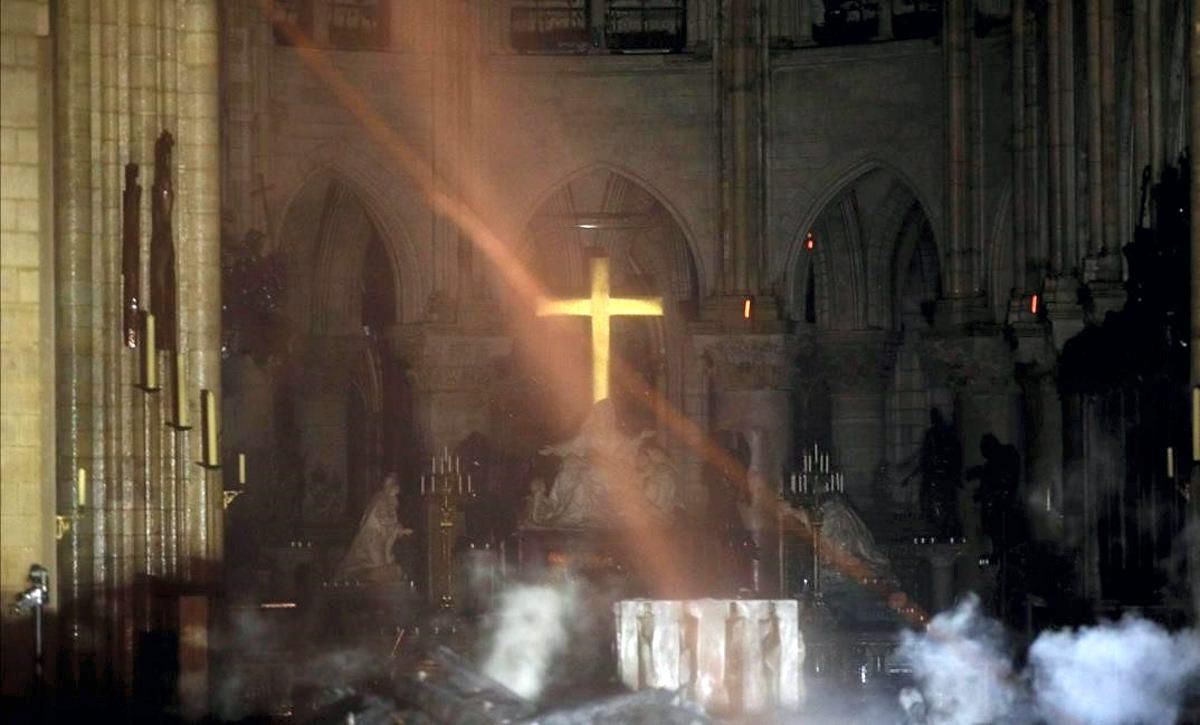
[200,389,219,467]
[172,352,190,428]
[77,466,87,509]
[141,311,159,391]
[237,453,246,485]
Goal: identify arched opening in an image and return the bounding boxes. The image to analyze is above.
[224,172,417,595]
[512,167,699,441]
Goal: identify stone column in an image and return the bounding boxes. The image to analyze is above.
[1057,0,1078,272]
[1189,0,1200,616]
[48,0,224,691]
[697,332,796,595]
[1098,0,1117,256]
[820,332,893,512]
[1046,0,1063,275]
[1011,0,1026,293]
[716,0,767,296]
[945,0,970,296]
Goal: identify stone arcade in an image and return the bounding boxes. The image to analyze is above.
[1,0,1198,721]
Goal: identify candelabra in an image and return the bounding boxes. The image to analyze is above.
[777,443,843,613]
[421,448,476,610]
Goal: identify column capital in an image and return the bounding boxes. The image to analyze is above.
[694,330,797,392]
[919,332,1015,392]
[812,330,899,392]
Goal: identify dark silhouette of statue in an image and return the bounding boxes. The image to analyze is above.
[917,409,963,536]
[150,131,177,350]
[121,163,141,347]
[966,433,1024,553]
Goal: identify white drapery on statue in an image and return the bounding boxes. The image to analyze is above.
[336,473,413,582]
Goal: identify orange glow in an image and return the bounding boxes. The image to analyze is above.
[1030,293,1039,315]
[264,6,932,613]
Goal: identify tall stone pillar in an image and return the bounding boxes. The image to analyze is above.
[818,332,893,512]
[716,0,767,297]
[696,332,796,595]
[1188,0,1199,618]
[50,0,223,693]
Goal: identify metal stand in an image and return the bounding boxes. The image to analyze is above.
[11,564,50,697]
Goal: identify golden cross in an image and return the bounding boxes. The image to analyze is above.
[537,256,663,403]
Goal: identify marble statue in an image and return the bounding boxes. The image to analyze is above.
[816,493,892,579]
[523,400,682,529]
[336,473,413,582]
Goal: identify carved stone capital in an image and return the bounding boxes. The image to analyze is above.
[811,330,899,392]
[695,333,797,392]
[919,333,1015,391]
[410,332,512,394]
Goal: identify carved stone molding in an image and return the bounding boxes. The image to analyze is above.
[811,330,899,393]
[919,334,1015,391]
[410,332,512,394]
[695,333,797,392]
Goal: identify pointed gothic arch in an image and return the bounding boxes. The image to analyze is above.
[785,161,941,330]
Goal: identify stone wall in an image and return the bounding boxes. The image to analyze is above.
[240,18,959,308]
[0,0,52,697]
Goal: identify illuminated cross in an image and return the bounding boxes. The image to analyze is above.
[537,256,663,403]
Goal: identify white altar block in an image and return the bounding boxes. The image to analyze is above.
[614,599,804,714]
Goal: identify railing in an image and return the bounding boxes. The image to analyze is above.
[328,0,388,50]
[510,3,592,53]
[605,3,687,52]
[810,1,942,47]
[270,0,311,46]
[891,1,942,41]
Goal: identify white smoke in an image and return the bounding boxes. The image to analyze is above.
[481,581,578,701]
[899,595,1200,725]
[898,594,1023,725]
[1030,617,1200,725]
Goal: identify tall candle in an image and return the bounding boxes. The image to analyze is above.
[420,474,426,495]
[201,389,219,466]
[237,453,246,485]
[1193,387,1200,461]
[1166,447,1175,479]
[174,353,189,428]
[142,312,158,390]
[77,467,87,509]
[467,473,472,493]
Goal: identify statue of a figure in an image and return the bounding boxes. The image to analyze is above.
[917,409,963,535]
[149,131,177,350]
[336,473,412,581]
[817,493,892,577]
[121,163,141,347]
[523,400,681,528]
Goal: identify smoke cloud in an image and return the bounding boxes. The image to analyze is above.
[480,581,578,701]
[898,594,1200,725]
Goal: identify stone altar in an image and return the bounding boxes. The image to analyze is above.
[614,599,804,715]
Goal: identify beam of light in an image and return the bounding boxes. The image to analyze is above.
[262,4,931,614]
[537,257,663,403]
